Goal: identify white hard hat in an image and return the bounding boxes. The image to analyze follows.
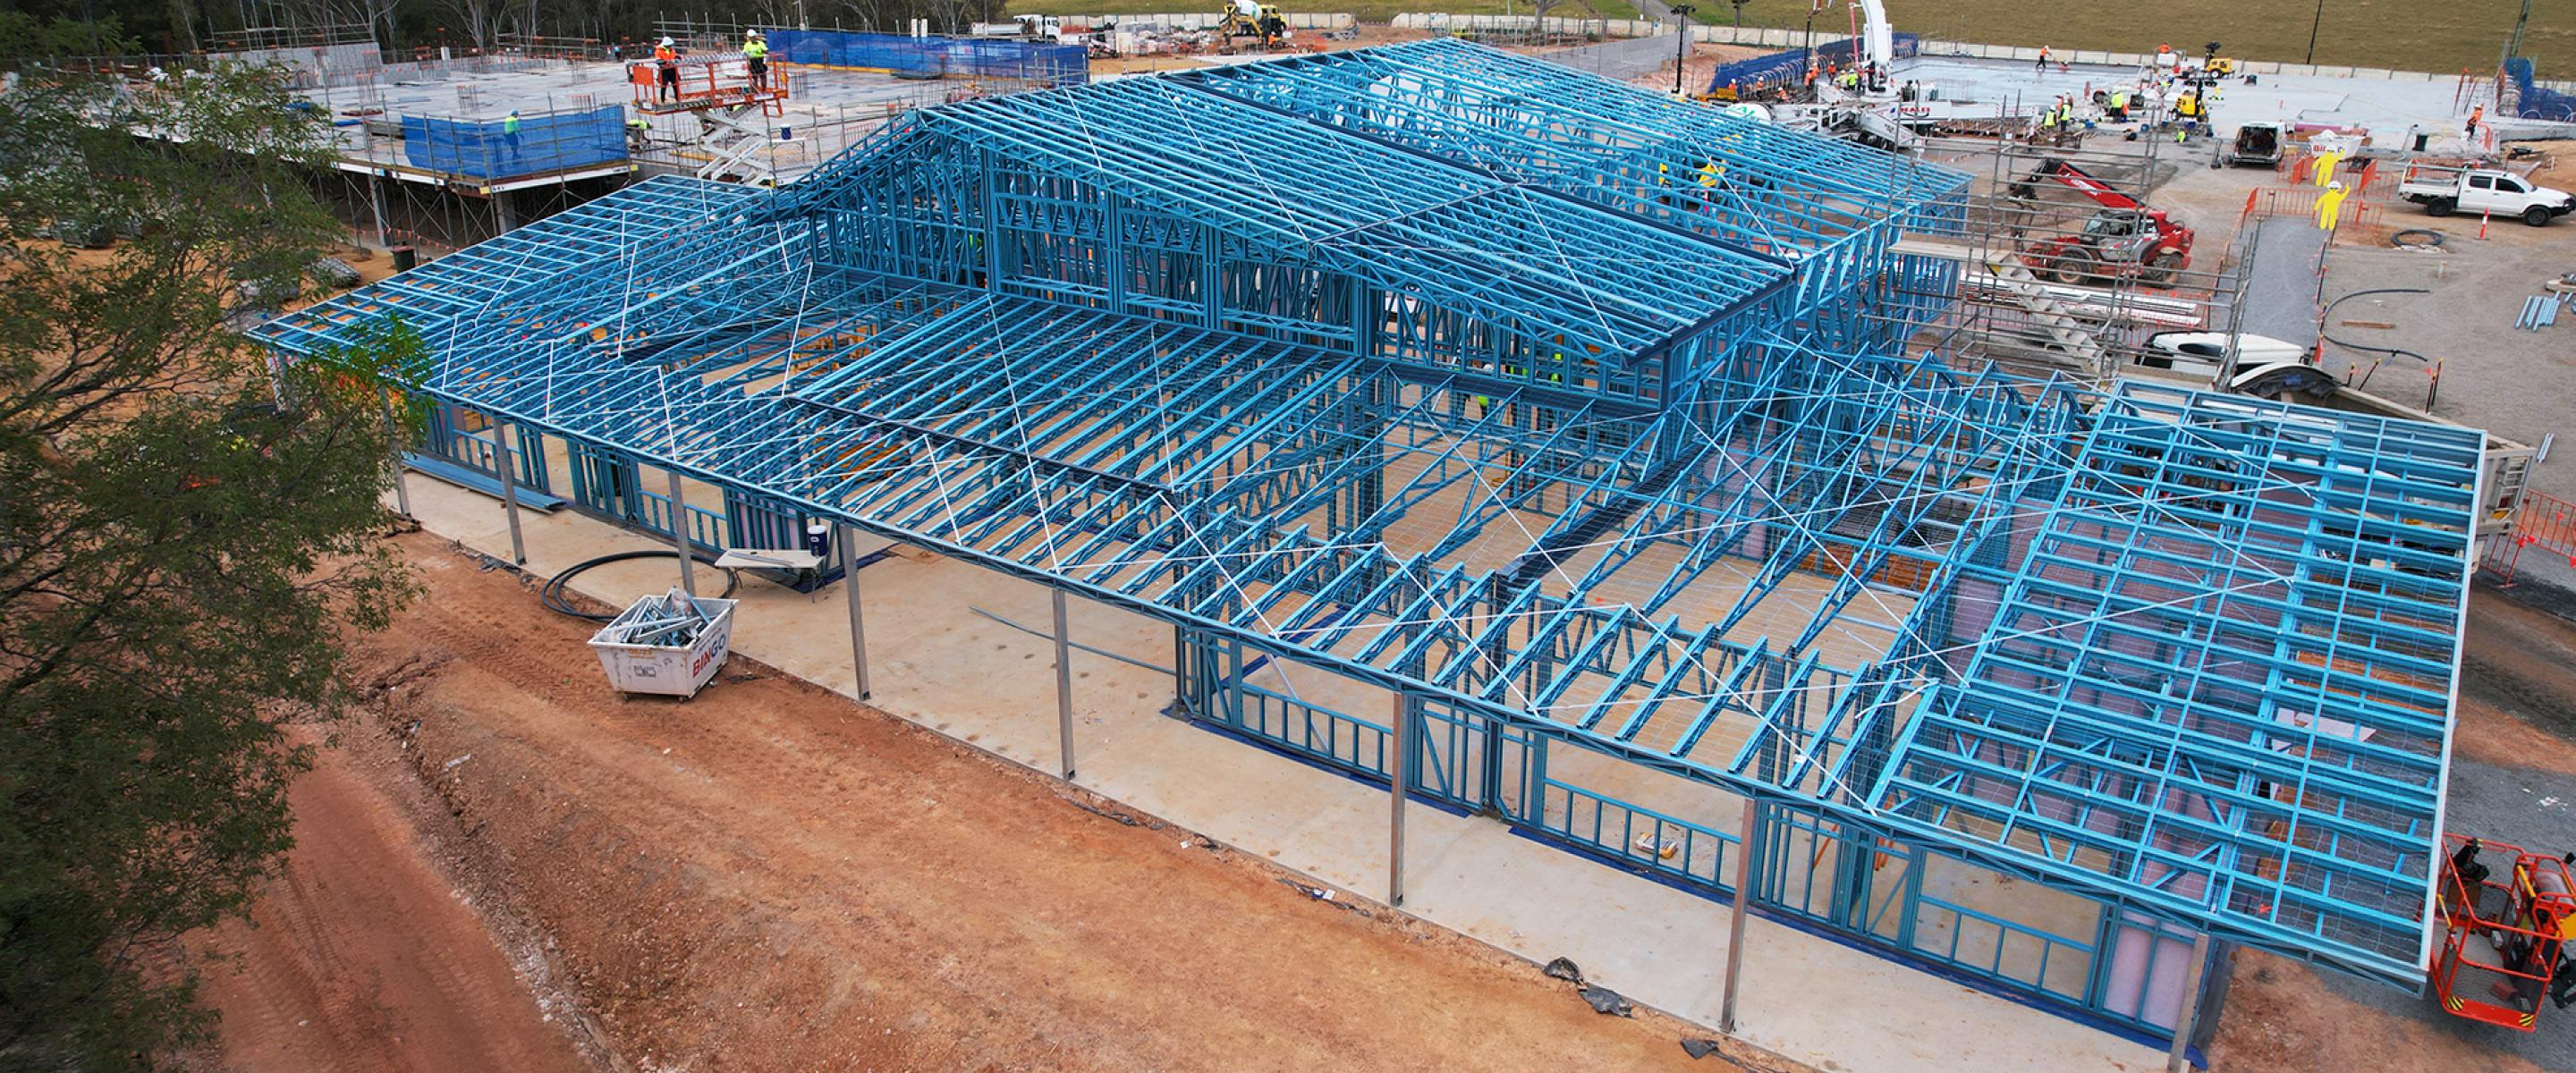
[658,37,674,46]
[748,29,763,37]
[2327,180,2344,190]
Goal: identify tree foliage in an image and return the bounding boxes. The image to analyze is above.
[0,65,418,1067]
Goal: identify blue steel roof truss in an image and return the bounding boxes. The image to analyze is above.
[260,46,2479,988]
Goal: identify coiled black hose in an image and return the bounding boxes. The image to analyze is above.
[539,549,738,621]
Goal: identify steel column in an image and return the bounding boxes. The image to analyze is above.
[380,389,411,518]
[1389,690,1411,907]
[1055,587,1076,780]
[368,172,392,248]
[493,421,526,565]
[839,523,872,700]
[1719,796,1757,1034]
[666,468,698,596]
[2166,932,2214,1073]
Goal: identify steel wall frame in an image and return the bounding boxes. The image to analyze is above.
[258,42,2481,993]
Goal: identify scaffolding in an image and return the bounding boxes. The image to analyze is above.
[258,38,2484,1037]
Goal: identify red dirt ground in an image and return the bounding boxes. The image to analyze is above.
[185,532,1747,1072]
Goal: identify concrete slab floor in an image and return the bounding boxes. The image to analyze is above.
[1893,56,2493,148]
[388,471,2170,1073]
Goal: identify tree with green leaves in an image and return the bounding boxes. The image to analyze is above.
[0,63,420,1067]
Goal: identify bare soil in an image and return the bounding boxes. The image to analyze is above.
[190,532,1739,1072]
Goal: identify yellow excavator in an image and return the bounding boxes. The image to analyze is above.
[1217,0,1289,48]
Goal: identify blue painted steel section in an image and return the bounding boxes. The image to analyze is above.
[258,41,2483,1003]
[766,29,1088,84]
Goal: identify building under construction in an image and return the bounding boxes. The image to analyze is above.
[254,38,2486,1059]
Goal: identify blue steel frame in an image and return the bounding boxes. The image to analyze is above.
[258,42,2481,1002]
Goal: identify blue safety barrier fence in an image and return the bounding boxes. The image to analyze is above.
[764,30,1087,85]
[402,105,627,181]
[2505,57,2576,123]
[1707,32,1918,94]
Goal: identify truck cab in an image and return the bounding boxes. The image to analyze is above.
[2400,164,2576,226]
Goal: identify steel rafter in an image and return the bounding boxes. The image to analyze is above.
[259,44,2481,988]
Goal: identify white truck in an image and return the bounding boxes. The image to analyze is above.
[970,14,1064,39]
[2398,164,2575,226]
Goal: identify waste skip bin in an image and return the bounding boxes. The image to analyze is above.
[589,588,738,698]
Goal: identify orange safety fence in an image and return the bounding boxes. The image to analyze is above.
[2237,184,2383,233]
[2480,488,2576,585]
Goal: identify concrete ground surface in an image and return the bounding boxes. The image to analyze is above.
[1890,56,2521,148]
[352,471,2173,1073]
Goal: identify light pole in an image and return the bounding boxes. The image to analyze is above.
[1672,4,1698,97]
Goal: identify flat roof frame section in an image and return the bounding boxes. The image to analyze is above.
[258,46,2479,988]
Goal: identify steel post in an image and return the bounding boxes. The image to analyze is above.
[493,420,527,565]
[838,523,871,700]
[1719,796,1757,1034]
[1389,691,1411,907]
[666,468,698,596]
[1054,587,1076,780]
[2166,932,2213,1073]
[1171,627,1191,719]
[368,172,393,248]
[380,389,411,518]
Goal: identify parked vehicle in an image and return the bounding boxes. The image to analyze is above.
[2398,164,2575,226]
[2136,331,2335,400]
[2007,159,2196,286]
[2212,123,2283,168]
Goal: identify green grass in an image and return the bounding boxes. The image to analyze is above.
[1007,0,1642,28]
[1007,0,2573,74]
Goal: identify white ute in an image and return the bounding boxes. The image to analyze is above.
[2399,164,2575,226]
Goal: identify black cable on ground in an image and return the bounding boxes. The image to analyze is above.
[540,549,739,621]
[2319,287,2436,391]
[2389,228,2445,249]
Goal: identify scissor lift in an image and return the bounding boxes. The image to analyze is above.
[628,54,789,117]
[2431,834,2575,1030]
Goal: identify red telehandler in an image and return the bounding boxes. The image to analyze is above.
[2004,159,2197,287]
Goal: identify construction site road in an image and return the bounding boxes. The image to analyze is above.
[186,531,1737,1072]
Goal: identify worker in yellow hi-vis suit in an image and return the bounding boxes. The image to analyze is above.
[2316,181,2350,231]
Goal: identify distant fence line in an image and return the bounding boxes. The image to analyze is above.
[1383,13,2571,89]
[1030,12,1357,30]
[1544,32,1681,80]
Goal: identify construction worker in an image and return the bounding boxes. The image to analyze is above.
[744,29,768,91]
[502,109,522,160]
[2035,45,2050,72]
[625,114,653,151]
[2107,86,2129,123]
[2466,104,2485,140]
[654,37,680,104]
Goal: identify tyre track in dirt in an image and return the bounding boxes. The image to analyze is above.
[257,535,1733,1072]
